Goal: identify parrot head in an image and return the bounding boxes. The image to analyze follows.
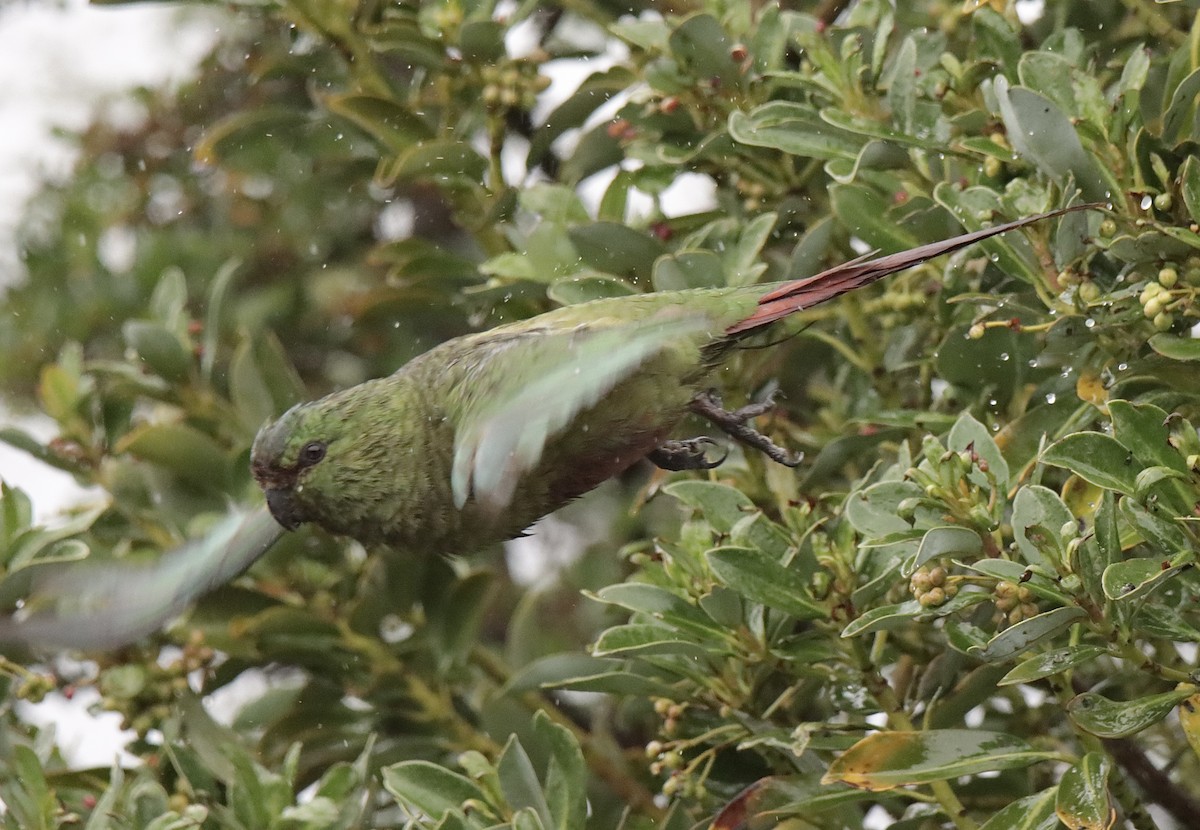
[251,401,334,531]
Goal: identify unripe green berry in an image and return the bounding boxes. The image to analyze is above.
[1159,267,1179,288]
[1079,281,1100,303]
[968,322,986,340]
[1154,311,1174,331]
[1098,218,1117,237]
[1144,296,1164,318]
[1155,192,1173,211]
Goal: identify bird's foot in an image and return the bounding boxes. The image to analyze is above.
[648,437,727,471]
[688,389,803,468]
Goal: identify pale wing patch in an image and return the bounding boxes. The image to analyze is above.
[451,314,712,510]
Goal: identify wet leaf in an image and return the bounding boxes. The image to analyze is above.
[592,624,712,658]
[998,646,1107,686]
[1067,687,1195,738]
[663,480,754,533]
[116,423,230,491]
[969,606,1086,662]
[1101,556,1185,602]
[1055,753,1114,830]
[1011,485,1073,569]
[904,526,982,577]
[381,761,489,823]
[994,78,1110,201]
[978,788,1059,830]
[707,547,825,620]
[1041,433,1139,495]
[823,730,1053,791]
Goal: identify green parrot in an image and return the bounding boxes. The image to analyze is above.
[0,203,1098,649]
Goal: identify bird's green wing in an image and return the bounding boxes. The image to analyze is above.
[0,506,283,650]
[451,312,714,510]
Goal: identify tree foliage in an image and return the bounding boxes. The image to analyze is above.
[3,0,1200,827]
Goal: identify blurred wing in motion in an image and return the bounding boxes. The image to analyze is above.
[451,314,713,511]
[0,506,283,650]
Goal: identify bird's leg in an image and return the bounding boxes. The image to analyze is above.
[687,389,803,467]
[647,437,727,471]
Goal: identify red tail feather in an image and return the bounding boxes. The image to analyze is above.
[726,203,1102,336]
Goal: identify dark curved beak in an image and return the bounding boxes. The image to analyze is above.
[265,488,305,531]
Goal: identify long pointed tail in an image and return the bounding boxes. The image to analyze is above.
[725,203,1103,336]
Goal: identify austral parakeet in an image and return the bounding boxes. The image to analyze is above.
[0,204,1099,649]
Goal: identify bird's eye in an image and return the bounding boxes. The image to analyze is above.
[298,441,327,467]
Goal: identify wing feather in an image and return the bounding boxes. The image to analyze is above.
[451,313,712,509]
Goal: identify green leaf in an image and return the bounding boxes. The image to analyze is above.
[458,20,505,62]
[0,481,33,547]
[1101,556,1186,601]
[1108,399,1186,472]
[1011,485,1073,569]
[668,14,739,89]
[567,223,664,284]
[433,571,494,666]
[0,744,54,830]
[589,583,720,637]
[1056,753,1114,830]
[727,101,861,160]
[948,410,1010,490]
[652,250,726,290]
[388,139,487,185]
[228,331,306,433]
[935,322,1039,397]
[663,480,754,533]
[501,654,626,694]
[1040,433,1139,494]
[1119,497,1190,555]
[823,730,1054,791]
[1161,65,1200,143]
[706,546,825,620]
[1182,154,1200,225]
[531,712,586,830]
[931,184,1042,286]
[541,668,677,697]
[977,788,1059,830]
[193,107,311,168]
[994,78,1110,201]
[1017,52,1077,116]
[969,606,1086,662]
[998,646,1107,686]
[904,526,982,576]
[1149,332,1200,361]
[1067,687,1195,738]
[830,184,921,252]
[844,480,924,538]
[116,423,231,491]
[322,94,432,153]
[592,624,713,658]
[547,274,638,305]
[381,761,489,822]
[123,320,192,383]
[528,68,635,167]
[498,735,553,830]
